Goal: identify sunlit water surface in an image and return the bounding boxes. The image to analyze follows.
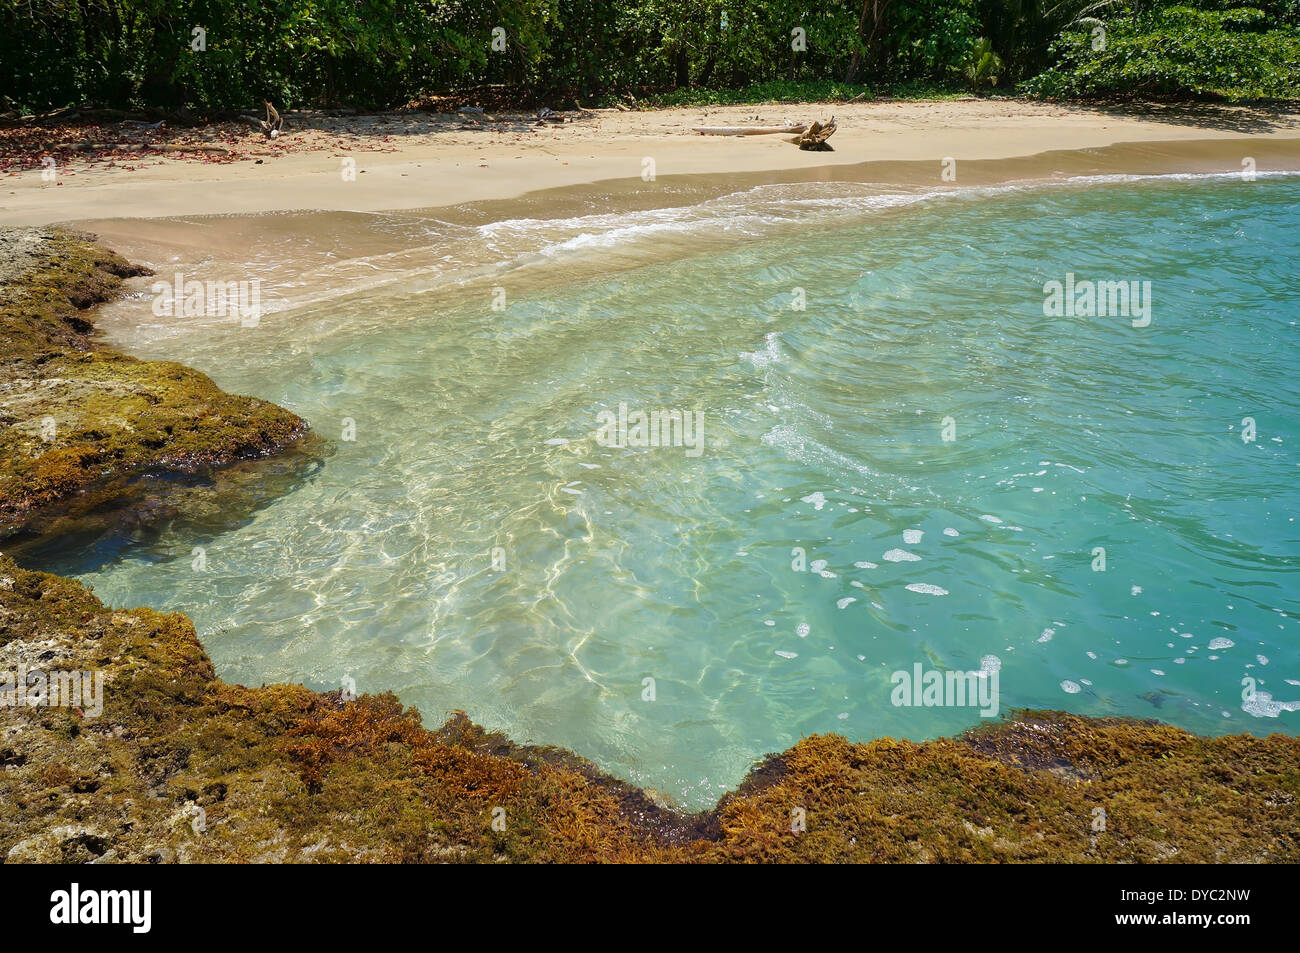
[44,174,1300,808]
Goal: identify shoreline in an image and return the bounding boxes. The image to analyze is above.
[45,136,1300,360]
[5,100,1300,227]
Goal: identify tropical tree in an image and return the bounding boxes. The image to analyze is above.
[964,35,1004,92]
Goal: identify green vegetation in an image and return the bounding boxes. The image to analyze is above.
[2,1,1296,115]
[1024,4,1300,100]
[609,79,966,108]
[965,37,1005,92]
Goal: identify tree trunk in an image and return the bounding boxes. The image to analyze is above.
[844,0,891,84]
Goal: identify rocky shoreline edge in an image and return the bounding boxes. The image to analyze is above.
[1,228,1295,863]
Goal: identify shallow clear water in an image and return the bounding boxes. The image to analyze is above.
[47,174,1300,808]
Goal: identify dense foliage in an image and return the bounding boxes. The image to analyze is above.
[1024,4,1300,99]
[1,0,1296,113]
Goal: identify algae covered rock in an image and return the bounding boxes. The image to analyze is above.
[0,226,307,538]
[2,550,1297,864]
[0,554,702,863]
[5,825,111,863]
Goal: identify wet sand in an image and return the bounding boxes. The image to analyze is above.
[53,134,1300,348]
[3,99,1299,228]
[9,100,1300,363]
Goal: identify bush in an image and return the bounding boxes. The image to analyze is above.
[1022,6,1300,100]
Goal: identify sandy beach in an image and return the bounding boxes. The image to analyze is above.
[5,99,1300,227]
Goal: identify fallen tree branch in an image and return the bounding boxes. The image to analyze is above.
[693,123,807,136]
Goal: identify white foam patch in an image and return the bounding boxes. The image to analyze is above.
[1037,628,1055,643]
[883,549,921,563]
[837,597,857,609]
[979,655,1001,677]
[775,650,798,660]
[801,491,827,510]
[854,561,878,569]
[979,515,1002,524]
[1242,690,1300,718]
[740,331,784,369]
[136,174,1300,328]
[903,529,924,545]
[1208,637,1235,650]
[796,622,810,638]
[943,528,959,537]
[1065,169,1300,186]
[761,425,892,487]
[905,583,948,596]
[1061,680,1082,694]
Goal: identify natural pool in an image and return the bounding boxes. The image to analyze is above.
[40,173,1300,809]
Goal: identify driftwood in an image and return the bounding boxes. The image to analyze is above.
[239,100,286,137]
[262,100,283,137]
[790,117,837,151]
[693,123,807,136]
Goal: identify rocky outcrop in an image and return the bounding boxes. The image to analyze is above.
[0,227,308,540]
[2,552,1296,863]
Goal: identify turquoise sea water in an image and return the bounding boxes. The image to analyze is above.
[45,174,1300,808]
